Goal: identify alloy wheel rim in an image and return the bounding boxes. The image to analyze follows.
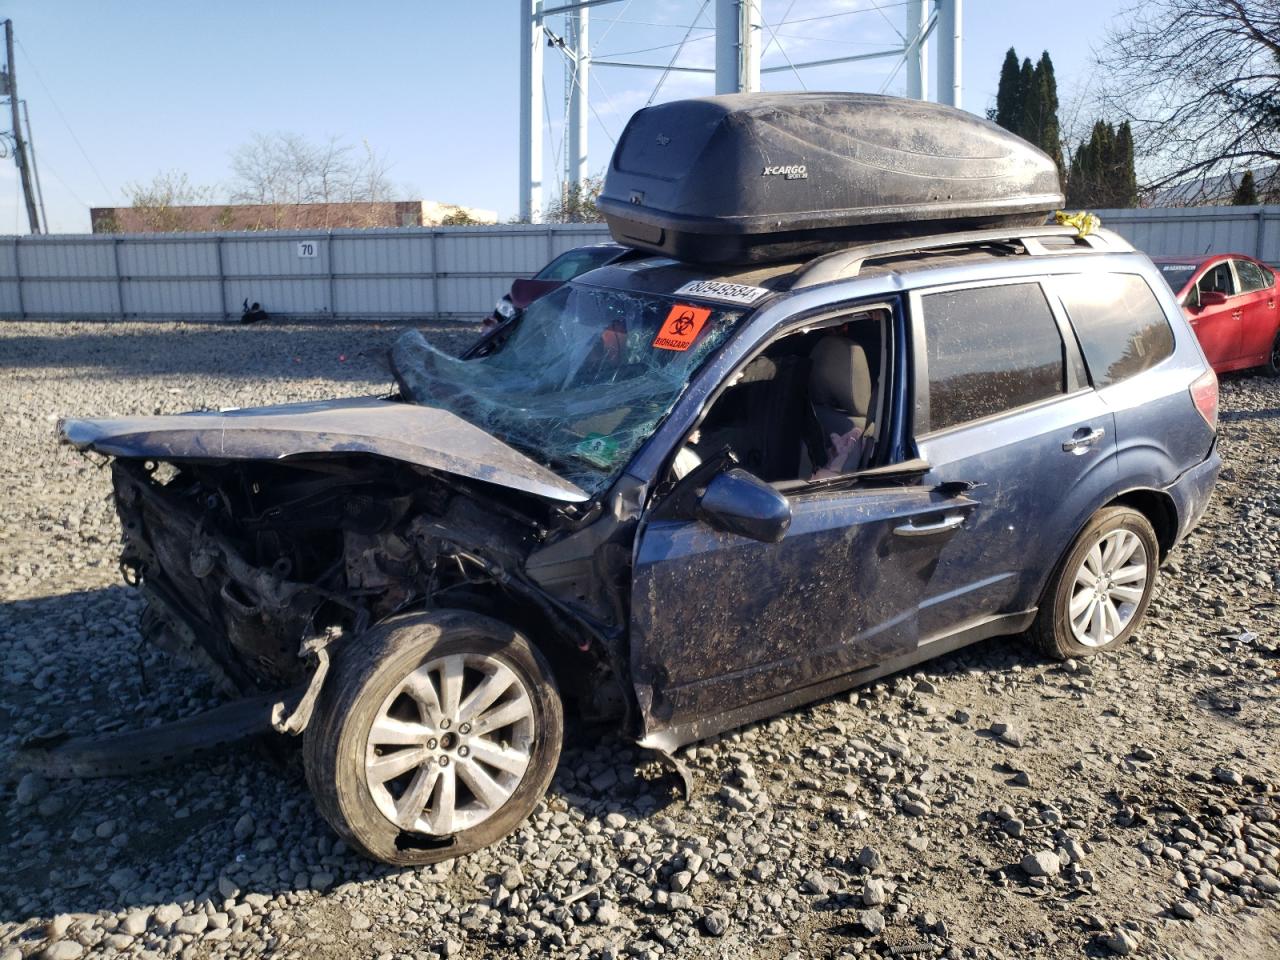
[1068,529,1148,648]
[364,652,535,835]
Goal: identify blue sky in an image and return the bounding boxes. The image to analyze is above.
[0,0,1128,233]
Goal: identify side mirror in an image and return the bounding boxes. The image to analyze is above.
[1198,290,1229,308]
[697,468,792,543]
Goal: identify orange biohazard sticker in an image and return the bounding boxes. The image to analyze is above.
[653,304,711,351]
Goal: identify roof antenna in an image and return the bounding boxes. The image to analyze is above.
[1203,242,1212,255]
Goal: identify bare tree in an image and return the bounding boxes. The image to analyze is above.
[228,133,397,208]
[544,175,605,223]
[1098,0,1279,201]
[117,170,216,233]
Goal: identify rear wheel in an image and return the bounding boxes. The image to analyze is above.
[304,610,563,866]
[1266,331,1280,377]
[1032,506,1159,660]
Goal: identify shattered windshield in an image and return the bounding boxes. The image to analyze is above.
[392,283,744,494]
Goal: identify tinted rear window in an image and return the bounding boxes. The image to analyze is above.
[920,282,1066,433]
[1057,273,1174,388]
[1157,262,1197,291]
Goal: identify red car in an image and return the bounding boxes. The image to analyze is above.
[1155,254,1279,375]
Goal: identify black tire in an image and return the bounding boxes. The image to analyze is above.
[304,609,563,866]
[1031,506,1159,660]
[1266,331,1280,377]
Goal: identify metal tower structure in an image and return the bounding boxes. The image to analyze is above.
[519,0,963,222]
[0,19,43,233]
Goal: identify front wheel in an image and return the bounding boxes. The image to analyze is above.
[1032,506,1159,660]
[304,610,563,866]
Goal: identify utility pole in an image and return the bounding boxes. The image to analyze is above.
[519,0,545,222]
[565,6,588,194]
[715,0,761,94]
[935,0,962,108]
[2,19,41,233]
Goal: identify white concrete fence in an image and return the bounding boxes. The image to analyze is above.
[0,208,1274,322]
[0,224,611,322]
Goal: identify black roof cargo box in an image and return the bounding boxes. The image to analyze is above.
[598,92,1065,265]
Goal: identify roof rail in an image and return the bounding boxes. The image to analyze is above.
[791,225,1134,290]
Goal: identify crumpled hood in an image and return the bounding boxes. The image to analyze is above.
[58,395,589,503]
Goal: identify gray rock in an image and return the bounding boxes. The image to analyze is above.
[500,864,524,890]
[41,943,84,960]
[153,904,183,926]
[861,878,886,906]
[217,875,240,900]
[1214,766,1243,786]
[46,915,74,940]
[1256,873,1280,894]
[857,845,883,871]
[233,812,256,841]
[1104,928,1141,955]
[351,910,373,931]
[1172,901,1201,920]
[16,772,48,805]
[1021,851,1061,878]
[121,910,150,936]
[595,902,620,925]
[173,913,208,935]
[857,909,885,936]
[802,872,831,895]
[901,798,930,817]
[702,910,730,937]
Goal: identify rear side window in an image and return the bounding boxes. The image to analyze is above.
[1057,273,1174,388]
[919,282,1066,433]
[1235,259,1274,293]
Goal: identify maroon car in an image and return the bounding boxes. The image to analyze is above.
[482,242,630,332]
[1155,253,1279,375]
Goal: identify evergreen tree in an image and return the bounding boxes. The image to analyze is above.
[1113,121,1138,207]
[1233,170,1259,205]
[994,48,1022,132]
[992,48,1064,177]
[1035,52,1064,173]
[1016,57,1036,139]
[1065,119,1139,208]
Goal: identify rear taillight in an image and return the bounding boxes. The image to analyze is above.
[1190,369,1218,431]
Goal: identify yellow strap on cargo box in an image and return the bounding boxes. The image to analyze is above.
[1054,210,1101,238]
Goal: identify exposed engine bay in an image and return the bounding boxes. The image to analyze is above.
[110,454,628,721]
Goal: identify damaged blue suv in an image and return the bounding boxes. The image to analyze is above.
[53,94,1220,866]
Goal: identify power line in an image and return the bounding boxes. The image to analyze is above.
[595,32,715,61]
[773,0,910,28]
[14,36,113,201]
[647,0,713,107]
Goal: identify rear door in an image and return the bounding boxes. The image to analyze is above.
[1188,260,1242,367]
[1052,270,1194,492]
[908,278,1118,641]
[1232,258,1279,366]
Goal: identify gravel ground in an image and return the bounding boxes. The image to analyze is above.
[1,317,1278,960]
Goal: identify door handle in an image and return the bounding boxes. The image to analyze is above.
[1062,427,1105,453]
[1232,310,1243,320]
[894,514,965,537]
